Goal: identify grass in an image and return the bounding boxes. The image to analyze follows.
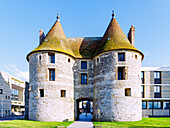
[0,120,73,128]
[93,117,170,128]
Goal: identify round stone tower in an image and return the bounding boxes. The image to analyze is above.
[93,12,144,121]
[27,14,75,122]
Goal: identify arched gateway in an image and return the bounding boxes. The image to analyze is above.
[26,11,144,122]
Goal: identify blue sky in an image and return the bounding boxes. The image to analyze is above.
[0,0,170,81]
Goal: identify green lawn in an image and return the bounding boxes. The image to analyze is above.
[0,120,73,128]
[93,118,170,128]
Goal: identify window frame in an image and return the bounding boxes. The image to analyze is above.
[81,61,87,69]
[125,88,131,96]
[154,86,161,98]
[149,101,162,109]
[81,73,87,84]
[39,89,44,97]
[141,85,144,98]
[61,90,66,98]
[48,53,55,63]
[164,101,170,109]
[118,52,125,61]
[118,66,126,80]
[142,101,147,109]
[49,69,55,81]
[154,71,161,84]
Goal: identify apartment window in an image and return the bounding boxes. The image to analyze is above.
[149,101,162,109]
[81,73,87,84]
[154,101,162,109]
[15,89,18,100]
[142,101,147,109]
[81,61,87,69]
[6,95,7,99]
[118,67,126,80]
[49,69,55,81]
[11,89,14,100]
[164,101,170,109]
[125,88,131,96]
[118,53,125,61]
[154,71,161,84]
[8,96,10,100]
[141,86,144,98]
[154,86,161,98]
[39,89,44,97]
[141,71,144,84]
[49,53,55,63]
[0,89,3,94]
[61,90,66,97]
[149,101,153,109]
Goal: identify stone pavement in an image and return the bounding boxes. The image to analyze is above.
[67,113,93,128]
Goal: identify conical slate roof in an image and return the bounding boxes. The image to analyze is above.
[93,16,143,58]
[27,16,75,60]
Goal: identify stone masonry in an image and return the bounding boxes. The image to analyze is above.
[26,12,144,122]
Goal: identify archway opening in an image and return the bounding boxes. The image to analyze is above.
[76,98,93,121]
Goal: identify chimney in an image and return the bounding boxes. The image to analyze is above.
[128,25,135,46]
[39,29,45,45]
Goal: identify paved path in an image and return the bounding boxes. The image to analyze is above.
[67,113,93,128]
[0,116,25,122]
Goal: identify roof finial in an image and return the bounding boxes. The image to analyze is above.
[57,12,60,21]
[112,10,115,18]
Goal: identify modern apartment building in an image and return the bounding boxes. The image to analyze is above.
[0,71,25,117]
[141,67,170,117]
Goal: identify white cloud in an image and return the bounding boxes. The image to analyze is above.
[4,64,29,82]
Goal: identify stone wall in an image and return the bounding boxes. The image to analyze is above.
[93,51,142,121]
[28,52,75,122]
[73,59,94,119]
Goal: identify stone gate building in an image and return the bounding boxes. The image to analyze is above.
[26,11,144,122]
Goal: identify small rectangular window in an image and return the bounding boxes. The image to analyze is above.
[118,53,125,61]
[148,101,153,109]
[154,101,162,109]
[154,86,161,98]
[49,69,55,81]
[141,71,144,84]
[142,101,147,109]
[125,88,131,96]
[81,73,87,84]
[164,101,170,109]
[39,89,44,97]
[141,86,144,98]
[61,90,66,97]
[49,53,55,63]
[0,89,3,94]
[149,101,162,109]
[154,71,161,84]
[118,67,126,80]
[39,55,41,60]
[68,58,70,63]
[81,61,87,69]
